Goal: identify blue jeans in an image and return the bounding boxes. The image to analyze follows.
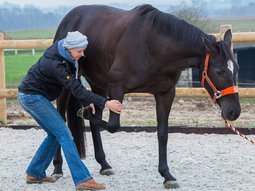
[18,92,92,185]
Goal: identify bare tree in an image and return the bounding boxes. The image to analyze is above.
[168,0,214,32]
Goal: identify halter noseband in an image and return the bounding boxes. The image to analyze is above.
[201,53,238,102]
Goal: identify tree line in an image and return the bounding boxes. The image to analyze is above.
[0,5,67,31]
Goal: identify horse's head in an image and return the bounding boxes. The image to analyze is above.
[201,29,241,121]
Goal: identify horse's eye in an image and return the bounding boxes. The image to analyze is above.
[214,67,225,75]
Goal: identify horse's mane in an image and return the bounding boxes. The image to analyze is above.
[136,5,216,51]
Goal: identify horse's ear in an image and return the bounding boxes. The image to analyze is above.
[223,29,232,48]
[202,36,214,52]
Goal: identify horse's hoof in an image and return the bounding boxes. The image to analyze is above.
[100,168,115,176]
[163,180,180,189]
[51,173,63,180]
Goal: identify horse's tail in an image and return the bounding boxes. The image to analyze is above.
[67,94,87,159]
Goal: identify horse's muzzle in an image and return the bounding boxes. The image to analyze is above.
[220,98,241,121]
[222,108,241,121]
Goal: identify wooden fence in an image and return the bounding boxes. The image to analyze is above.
[1,25,255,123]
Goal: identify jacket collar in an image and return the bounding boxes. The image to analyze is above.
[43,40,76,69]
[57,39,76,64]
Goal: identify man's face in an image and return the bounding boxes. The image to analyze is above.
[69,49,85,60]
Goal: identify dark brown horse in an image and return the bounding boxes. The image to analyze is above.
[52,4,241,189]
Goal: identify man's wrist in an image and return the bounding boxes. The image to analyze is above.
[104,101,109,108]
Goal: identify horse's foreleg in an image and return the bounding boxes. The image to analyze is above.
[90,106,115,175]
[106,82,125,133]
[89,85,115,175]
[155,87,180,189]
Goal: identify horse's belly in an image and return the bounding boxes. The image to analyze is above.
[127,80,174,94]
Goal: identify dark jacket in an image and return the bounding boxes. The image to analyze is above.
[18,41,107,109]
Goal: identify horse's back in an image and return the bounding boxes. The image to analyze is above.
[54,4,150,41]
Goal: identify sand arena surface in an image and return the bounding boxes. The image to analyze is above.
[6,97,255,127]
[0,128,255,191]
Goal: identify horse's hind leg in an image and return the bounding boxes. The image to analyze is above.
[51,90,70,178]
[67,94,87,160]
[155,87,180,189]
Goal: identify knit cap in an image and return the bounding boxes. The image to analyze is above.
[63,31,88,50]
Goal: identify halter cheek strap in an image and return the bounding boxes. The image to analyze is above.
[201,53,238,102]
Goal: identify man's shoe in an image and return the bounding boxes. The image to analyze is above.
[76,178,106,190]
[26,174,57,184]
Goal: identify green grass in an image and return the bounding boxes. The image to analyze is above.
[3,29,55,88]
[6,28,56,39]
[211,17,255,32]
[5,53,42,87]
[240,98,255,104]
[4,29,52,87]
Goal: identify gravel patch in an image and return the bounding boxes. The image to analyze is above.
[1,128,255,191]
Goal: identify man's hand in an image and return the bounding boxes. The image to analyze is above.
[105,100,123,114]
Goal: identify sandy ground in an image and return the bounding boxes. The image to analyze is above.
[0,128,255,191]
[6,97,255,127]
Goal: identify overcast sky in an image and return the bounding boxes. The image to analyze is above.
[0,0,191,8]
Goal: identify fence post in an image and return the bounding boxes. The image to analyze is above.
[220,24,233,50]
[0,33,7,124]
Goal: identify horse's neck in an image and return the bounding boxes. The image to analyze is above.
[164,57,202,78]
[180,56,204,70]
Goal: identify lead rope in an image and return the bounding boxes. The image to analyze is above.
[225,120,255,144]
[210,101,255,144]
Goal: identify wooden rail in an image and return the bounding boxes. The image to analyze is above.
[0,39,53,49]
[1,88,255,99]
[1,25,255,123]
[212,32,255,43]
[0,32,254,50]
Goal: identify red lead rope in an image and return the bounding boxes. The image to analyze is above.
[225,120,255,144]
